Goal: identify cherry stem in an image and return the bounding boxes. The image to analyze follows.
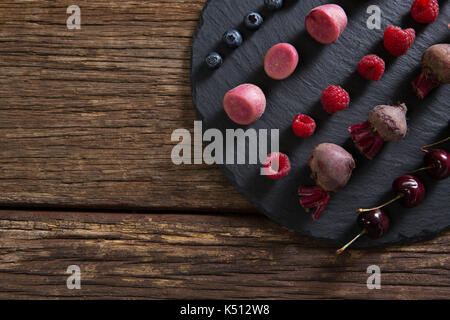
[421,136,450,153]
[336,229,367,254]
[357,194,404,213]
[410,165,434,174]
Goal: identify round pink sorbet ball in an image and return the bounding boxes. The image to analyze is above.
[223,84,266,125]
[264,43,299,80]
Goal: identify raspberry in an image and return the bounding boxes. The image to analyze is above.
[292,114,316,138]
[262,152,291,180]
[383,26,415,56]
[358,54,385,81]
[411,0,439,23]
[321,86,350,114]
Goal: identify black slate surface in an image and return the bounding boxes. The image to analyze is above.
[191,0,450,247]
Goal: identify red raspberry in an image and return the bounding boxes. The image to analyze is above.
[411,0,439,23]
[383,26,415,56]
[292,114,316,138]
[262,152,291,180]
[358,54,385,81]
[321,86,350,114]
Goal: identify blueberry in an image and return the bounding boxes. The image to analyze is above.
[264,0,283,11]
[205,52,223,69]
[244,12,263,30]
[222,29,243,48]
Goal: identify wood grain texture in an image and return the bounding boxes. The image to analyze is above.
[0,210,449,299]
[0,0,252,211]
[0,1,448,300]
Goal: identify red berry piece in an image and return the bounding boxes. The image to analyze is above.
[411,0,439,24]
[262,152,291,180]
[384,26,415,56]
[358,54,385,81]
[292,114,316,138]
[321,85,350,114]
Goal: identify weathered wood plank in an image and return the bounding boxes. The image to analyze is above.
[0,210,448,299]
[0,0,252,210]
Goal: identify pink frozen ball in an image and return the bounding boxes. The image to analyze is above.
[223,84,266,125]
[305,4,348,44]
[264,43,299,80]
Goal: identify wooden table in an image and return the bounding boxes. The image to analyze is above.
[0,0,448,299]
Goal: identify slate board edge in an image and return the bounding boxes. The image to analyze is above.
[189,0,450,248]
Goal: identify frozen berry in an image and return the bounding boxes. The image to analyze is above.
[264,43,299,80]
[205,52,223,69]
[262,152,291,180]
[222,30,243,48]
[292,114,316,138]
[244,12,263,30]
[265,0,283,11]
[321,85,350,114]
[411,0,439,23]
[358,54,385,81]
[384,26,415,56]
[305,4,348,45]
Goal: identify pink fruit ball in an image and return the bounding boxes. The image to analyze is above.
[264,43,299,80]
[305,4,348,44]
[223,84,266,125]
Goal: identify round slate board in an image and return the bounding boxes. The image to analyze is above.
[191,0,450,247]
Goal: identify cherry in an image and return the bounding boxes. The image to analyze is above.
[358,175,425,213]
[358,209,390,239]
[413,136,450,180]
[392,175,425,208]
[423,149,450,180]
[336,209,390,254]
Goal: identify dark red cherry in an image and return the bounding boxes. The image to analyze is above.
[337,209,390,254]
[358,175,426,214]
[392,175,425,208]
[357,209,390,239]
[424,149,450,180]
